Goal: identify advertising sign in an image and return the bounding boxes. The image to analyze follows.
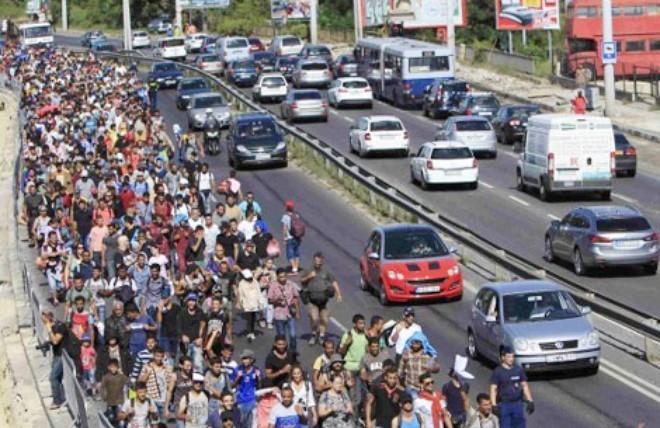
[271,0,312,20]
[495,0,560,30]
[26,0,42,15]
[361,0,466,29]
[179,0,231,10]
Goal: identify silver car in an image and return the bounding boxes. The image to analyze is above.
[468,280,600,374]
[193,54,223,75]
[280,89,328,123]
[292,59,333,89]
[187,93,232,130]
[435,116,497,158]
[545,205,658,275]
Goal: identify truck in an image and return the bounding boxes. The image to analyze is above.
[18,22,54,49]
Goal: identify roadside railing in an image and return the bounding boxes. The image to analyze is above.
[95,50,660,352]
[62,351,90,428]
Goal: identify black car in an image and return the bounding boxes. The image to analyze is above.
[422,79,470,119]
[491,104,540,145]
[614,132,637,177]
[331,55,357,78]
[251,51,277,74]
[176,77,211,110]
[453,92,501,120]
[148,62,183,89]
[227,112,287,169]
[274,56,300,81]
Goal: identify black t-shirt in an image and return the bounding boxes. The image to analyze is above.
[214,271,236,301]
[51,321,69,357]
[370,384,404,426]
[160,303,181,338]
[265,351,293,389]
[206,310,229,355]
[237,252,260,271]
[217,234,239,259]
[442,381,465,419]
[252,232,273,259]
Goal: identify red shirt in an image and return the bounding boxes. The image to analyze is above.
[119,188,137,211]
[572,96,587,114]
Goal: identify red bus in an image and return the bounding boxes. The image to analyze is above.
[565,0,660,78]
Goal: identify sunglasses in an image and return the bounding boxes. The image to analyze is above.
[424,381,435,386]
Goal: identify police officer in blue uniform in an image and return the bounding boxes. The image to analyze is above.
[489,346,534,428]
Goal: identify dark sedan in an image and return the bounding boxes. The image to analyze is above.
[176,77,211,110]
[492,104,540,145]
[226,59,258,87]
[251,51,277,74]
[614,132,637,177]
[331,55,358,78]
[453,93,501,120]
[274,56,300,81]
[227,112,288,169]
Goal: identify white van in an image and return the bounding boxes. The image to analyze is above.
[153,37,186,61]
[270,35,304,56]
[216,37,251,66]
[517,114,615,201]
[18,22,54,49]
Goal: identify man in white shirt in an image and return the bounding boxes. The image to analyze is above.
[388,307,422,365]
[203,215,221,256]
[268,385,307,428]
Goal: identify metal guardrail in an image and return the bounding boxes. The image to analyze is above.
[96,51,660,344]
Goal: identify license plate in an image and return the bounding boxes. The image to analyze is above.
[547,353,577,363]
[563,181,575,187]
[417,285,440,293]
[255,153,270,161]
[614,240,642,248]
[166,79,175,85]
[615,150,623,155]
[349,72,358,76]
[445,170,461,176]
[479,112,491,116]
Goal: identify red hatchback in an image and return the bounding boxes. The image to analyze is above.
[359,224,463,305]
[248,37,265,53]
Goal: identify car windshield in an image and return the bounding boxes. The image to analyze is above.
[154,63,177,72]
[301,62,328,71]
[614,133,630,148]
[181,80,207,90]
[25,26,52,38]
[509,106,538,119]
[282,37,301,46]
[162,39,184,47]
[308,46,331,56]
[235,120,278,140]
[384,230,449,260]
[278,57,298,66]
[134,32,147,37]
[474,96,499,107]
[96,44,114,51]
[408,56,450,73]
[596,217,651,232]
[193,96,225,108]
[343,80,368,89]
[340,56,356,64]
[202,55,220,62]
[294,91,321,100]
[227,39,248,48]
[432,147,472,159]
[370,120,403,131]
[456,120,491,131]
[263,77,286,87]
[234,60,255,69]
[444,82,468,92]
[503,290,581,323]
[255,53,275,64]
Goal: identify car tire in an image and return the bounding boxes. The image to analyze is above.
[491,151,498,159]
[516,170,527,192]
[469,180,478,190]
[629,169,637,177]
[643,262,658,275]
[600,190,611,201]
[573,248,588,276]
[349,136,356,154]
[378,283,390,306]
[539,179,552,202]
[359,272,370,291]
[420,174,430,191]
[366,102,373,110]
[584,365,599,376]
[544,236,555,263]
[410,167,417,184]
[467,330,481,361]
[423,106,429,117]
[358,140,366,158]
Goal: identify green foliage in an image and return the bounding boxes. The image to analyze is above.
[214,0,270,36]
[457,0,498,46]
[318,0,354,30]
[0,0,26,19]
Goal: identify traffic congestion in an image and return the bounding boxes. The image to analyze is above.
[1,16,659,428]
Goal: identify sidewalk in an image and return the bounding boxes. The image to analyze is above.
[456,61,660,143]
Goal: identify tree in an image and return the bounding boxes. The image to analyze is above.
[457,0,498,45]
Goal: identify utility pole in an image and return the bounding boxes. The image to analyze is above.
[310,0,318,44]
[175,0,183,31]
[61,0,68,31]
[447,0,455,54]
[122,0,132,50]
[602,0,616,116]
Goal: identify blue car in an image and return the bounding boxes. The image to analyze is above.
[148,62,183,89]
[176,77,211,110]
[226,59,258,87]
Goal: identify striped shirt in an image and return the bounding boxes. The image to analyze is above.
[130,348,153,381]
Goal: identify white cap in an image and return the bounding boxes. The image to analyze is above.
[452,355,475,380]
[241,269,253,279]
[192,372,205,382]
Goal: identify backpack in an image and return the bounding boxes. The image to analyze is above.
[64,325,82,360]
[289,213,306,238]
[115,282,136,305]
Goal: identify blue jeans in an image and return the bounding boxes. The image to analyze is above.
[50,355,65,405]
[285,238,301,261]
[274,317,297,354]
[500,401,526,428]
[186,342,204,374]
[238,400,256,428]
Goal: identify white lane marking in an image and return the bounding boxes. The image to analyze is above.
[547,214,561,221]
[329,109,339,116]
[330,317,348,333]
[612,192,637,204]
[592,312,645,338]
[500,150,518,159]
[601,359,660,395]
[344,117,355,123]
[600,362,660,404]
[508,195,530,207]
[479,181,494,189]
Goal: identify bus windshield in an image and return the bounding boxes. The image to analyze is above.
[24,26,52,38]
[408,56,450,73]
[568,38,597,53]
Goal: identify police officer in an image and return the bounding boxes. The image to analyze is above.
[148,78,159,109]
[489,346,534,428]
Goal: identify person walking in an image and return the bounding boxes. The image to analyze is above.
[281,201,303,275]
[489,347,534,428]
[391,392,423,428]
[236,269,263,343]
[414,372,453,428]
[364,367,405,428]
[389,307,422,366]
[300,252,343,346]
[571,90,587,115]
[268,267,301,356]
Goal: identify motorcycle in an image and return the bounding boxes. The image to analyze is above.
[203,121,222,156]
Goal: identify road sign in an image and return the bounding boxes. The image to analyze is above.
[602,41,617,64]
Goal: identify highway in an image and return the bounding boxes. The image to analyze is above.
[48,34,660,427]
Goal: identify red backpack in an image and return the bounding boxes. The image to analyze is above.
[290,212,306,238]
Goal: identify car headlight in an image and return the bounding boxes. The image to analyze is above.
[275,142,286,151]
[194,114,204,120]
[580,331,600,348]
[236,145,249,153]
[513,338,528,352]
[387,271,405,281]
[447,265,460,276]
[156,77,164,82]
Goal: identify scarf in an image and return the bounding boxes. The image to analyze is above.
[418,390,444,428]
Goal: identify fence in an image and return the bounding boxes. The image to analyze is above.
[62,351,90,428]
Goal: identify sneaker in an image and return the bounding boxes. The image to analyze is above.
[318,334,326,344]
[247,333,255,343]
[259,320,266,328]
[49,403,62,410]
[308,335,317,346]
[267,323,274,329]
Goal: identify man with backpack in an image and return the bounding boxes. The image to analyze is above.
[177,372,210,428]
[392,392,425,428]
[118,381,159,428]
[281,200,305,275]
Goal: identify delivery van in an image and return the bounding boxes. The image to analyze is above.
[153,37,186,61]
[516,114,615,201]
[216,37,251,67]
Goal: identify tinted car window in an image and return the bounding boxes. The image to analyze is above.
[343,80,368,89]
[227,39,248,48]
[154,63,177,72]
[383,230,449,260]
[233,60,255,68]
[301,62,328,71]
[262,77,286,87]
[474,96,499,107]
[614,133,630,149]
[181,80,207,90]
[596,217,651,232]
[282,37,302,46]
[162,39,184,47]
[294,92,321,100]
[340,56,356,64]
[193,96,225,108]
[432,147,472,159]
[444,82,468,92]
[370,120,403,131]
[503,291,581,323]
[235,120,278,140]
[202,55,220,62]
[278,57,298,65]
[308,46,331,55]
[456,121,491,131]
[508,106,539,119]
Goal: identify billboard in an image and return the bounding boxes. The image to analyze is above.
[26,0,42,15]
[360,0,466,29]
[495,0,560,30]
[179,0,231,10]
[271,0,312,20]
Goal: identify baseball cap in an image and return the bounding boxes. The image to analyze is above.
[285,200,294,209]
[240,349,255,360]
[187,293,199,301]
[501,345,515,356]
[192,372,205,382]
[403,307,415,317]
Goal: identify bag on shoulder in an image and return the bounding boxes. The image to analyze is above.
[290,213,306,238]
[116,283,136,305]
[266,238,281,258]
[64,325,82,359]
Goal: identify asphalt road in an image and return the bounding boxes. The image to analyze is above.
[45,34,660,427]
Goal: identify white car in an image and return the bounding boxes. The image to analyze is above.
[185,33,207,53]
[252,73,288,103]
[131,31,150,49]
[328,77,373,109]
[349,115,409,158]
[410,141,479,190]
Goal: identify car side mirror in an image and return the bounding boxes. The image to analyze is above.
[350,125,356,130]
[485,315,497,323]
[581,306,592,315]
[186,105,193,110]
[368,252,379,260]
[449,246,459,254]
[551,220,560,228]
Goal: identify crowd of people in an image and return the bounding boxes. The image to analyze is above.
[5,43,536,428]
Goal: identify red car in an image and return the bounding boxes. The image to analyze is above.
[248,37,264,53]
[359,224,463,305]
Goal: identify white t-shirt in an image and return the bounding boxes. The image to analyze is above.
[121,398,153,428]
[197,171,214,191]
[178,391,209,428]
[204,224,221,252]
[414,394,448,428]
[238,219,257,241]
[390,323,422,355]
[268,402,302,428]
